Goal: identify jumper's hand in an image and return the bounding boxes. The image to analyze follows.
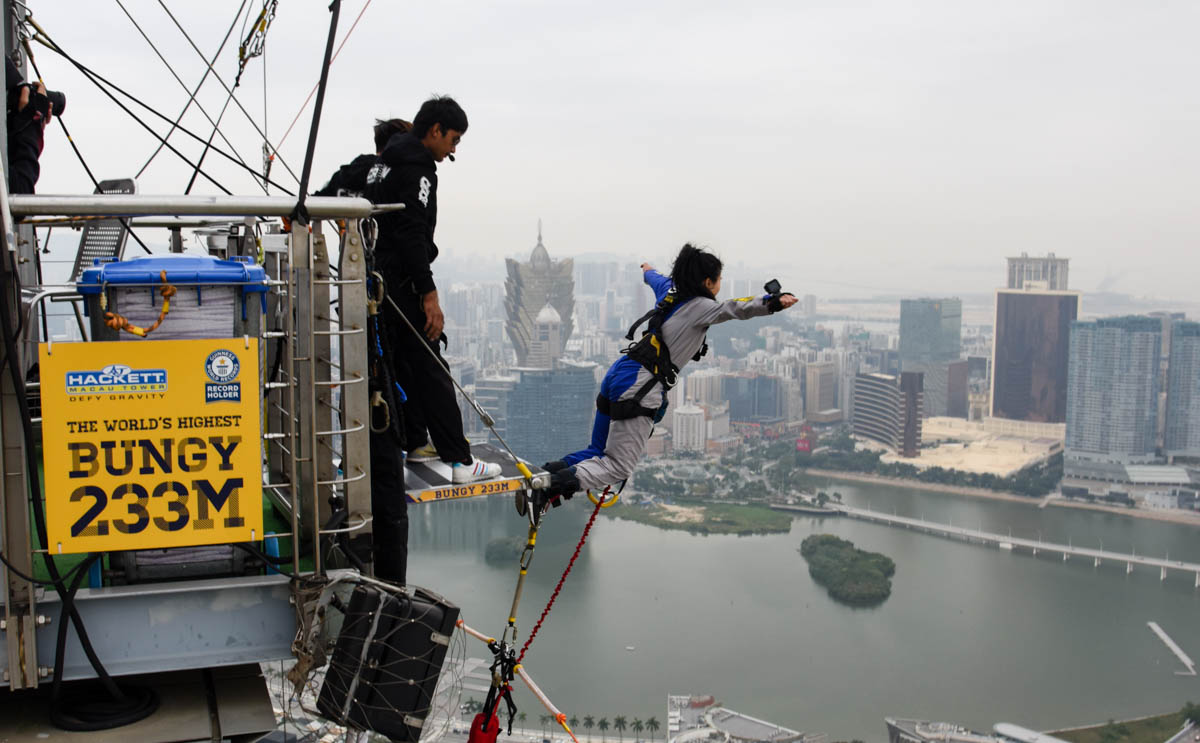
[778,293,798,309]
[422,290,445,342]
[640,262,654,273]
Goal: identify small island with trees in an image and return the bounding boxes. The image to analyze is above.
[800,534,895,607]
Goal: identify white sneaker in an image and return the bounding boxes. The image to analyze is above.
[452,460,502,484]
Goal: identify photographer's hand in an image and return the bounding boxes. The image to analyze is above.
[16,82,45,112]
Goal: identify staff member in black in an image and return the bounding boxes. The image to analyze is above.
[315,117,410,197]
[366,96,501,484]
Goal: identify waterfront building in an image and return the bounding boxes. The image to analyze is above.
[1165,321,1200,458]
[672,404,707,452]
[504,224,574,366]
[805,362,840,424]
[1006,252,1069,290]
[899,298,962,418]
[899,298,962,364]
[851,372,923,457]
[505,362,598,464]
[1065,316,1161,461]
[668,695,816,743]
[991,288,1080,423]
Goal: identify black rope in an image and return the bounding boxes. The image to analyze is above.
[21,42,153,255]
[32,34,233,194]
[34,33,296,194]
[113,0,260,186]
[155,0,301,185]
[1,247,156,730]
[290,0,342,225]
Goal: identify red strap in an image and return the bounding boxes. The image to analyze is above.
[468,712,501,743]
[517,490,608,664]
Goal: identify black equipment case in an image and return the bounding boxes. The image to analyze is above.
[317,583,460,741]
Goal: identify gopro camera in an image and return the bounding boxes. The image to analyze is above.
[764,279,782,295]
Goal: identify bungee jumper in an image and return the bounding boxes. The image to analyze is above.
[533,243,797,516]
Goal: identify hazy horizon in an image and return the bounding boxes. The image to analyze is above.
[26,1,1200,301]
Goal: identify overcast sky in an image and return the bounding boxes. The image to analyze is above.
[27,1,1200,301]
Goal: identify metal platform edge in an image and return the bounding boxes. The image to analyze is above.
[0,573,296,686]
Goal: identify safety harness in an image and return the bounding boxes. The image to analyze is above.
[598,289,708,421]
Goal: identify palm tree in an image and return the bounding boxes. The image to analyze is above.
[518,712,527,730]
[540,714,551,734]
[598,718,610,741]
[633,718,645,740]
[584,716,596,741]
[646,717,660,740]
[614,716,627,741]
[570,716,581,732]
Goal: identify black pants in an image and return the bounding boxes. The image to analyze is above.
[370,427,408,584]
[385,282,472,464]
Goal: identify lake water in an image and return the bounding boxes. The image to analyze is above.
[407,480,1200,743]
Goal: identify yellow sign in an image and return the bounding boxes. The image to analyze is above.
[39,338,262,554]
[408,477,526,504]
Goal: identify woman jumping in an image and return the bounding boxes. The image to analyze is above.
[535,243,797,513]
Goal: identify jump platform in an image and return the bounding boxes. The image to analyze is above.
[404,443,549,504]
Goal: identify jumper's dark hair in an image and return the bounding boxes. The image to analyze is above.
[373,118,412,152]
[670,243,723,299]
[412,96,468,139]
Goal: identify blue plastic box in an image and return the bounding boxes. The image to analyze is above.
[77,254,269,341]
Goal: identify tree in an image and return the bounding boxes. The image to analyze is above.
[584,716,596,739]
[614,716,627,740]
[540,714,550,734]
[570,716,581,731]
[599,717,611,741]
[646,717,660,740]
[816,492,829,507]
[518,712,527,728]
[1182,700,1200,724]
[633,718,645,740]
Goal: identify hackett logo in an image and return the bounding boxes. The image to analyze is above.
[65,364,168,395]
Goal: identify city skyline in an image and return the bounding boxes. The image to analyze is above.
[28,2,1200,302]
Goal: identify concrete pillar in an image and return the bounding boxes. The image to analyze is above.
[1126,562,1133,574]
[1063,552,1068,562]
[1161,566,1167,581]
[1094,557,1100,568]
[1195,571,1199,588]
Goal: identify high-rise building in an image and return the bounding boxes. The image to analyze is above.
[687,368,725,405]
[900,298,962,418]
[473,375,518,444]
[991,289,1080,423]
[899,298,962,364]
[525,304,565,369]
[505,362,599,465]
[1006,252,1069,290]
[1165,321,1200,458]
[803,295,817,316]
[726,373,783,424]
[852,372,923,457]
[946,359,968,418]
[1065,316,1161,460]
[504,223,574,366]
[805,362,838,423]
[672,404,707,452]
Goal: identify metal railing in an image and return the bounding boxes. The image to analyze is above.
[1,193,378,689]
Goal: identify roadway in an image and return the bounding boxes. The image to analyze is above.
[833,504,1200,585]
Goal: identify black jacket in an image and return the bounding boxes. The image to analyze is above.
[364,132,439,295]
[6,57,49,195]
[314,152,376,197]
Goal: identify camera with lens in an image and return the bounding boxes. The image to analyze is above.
[7,82,66,117]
